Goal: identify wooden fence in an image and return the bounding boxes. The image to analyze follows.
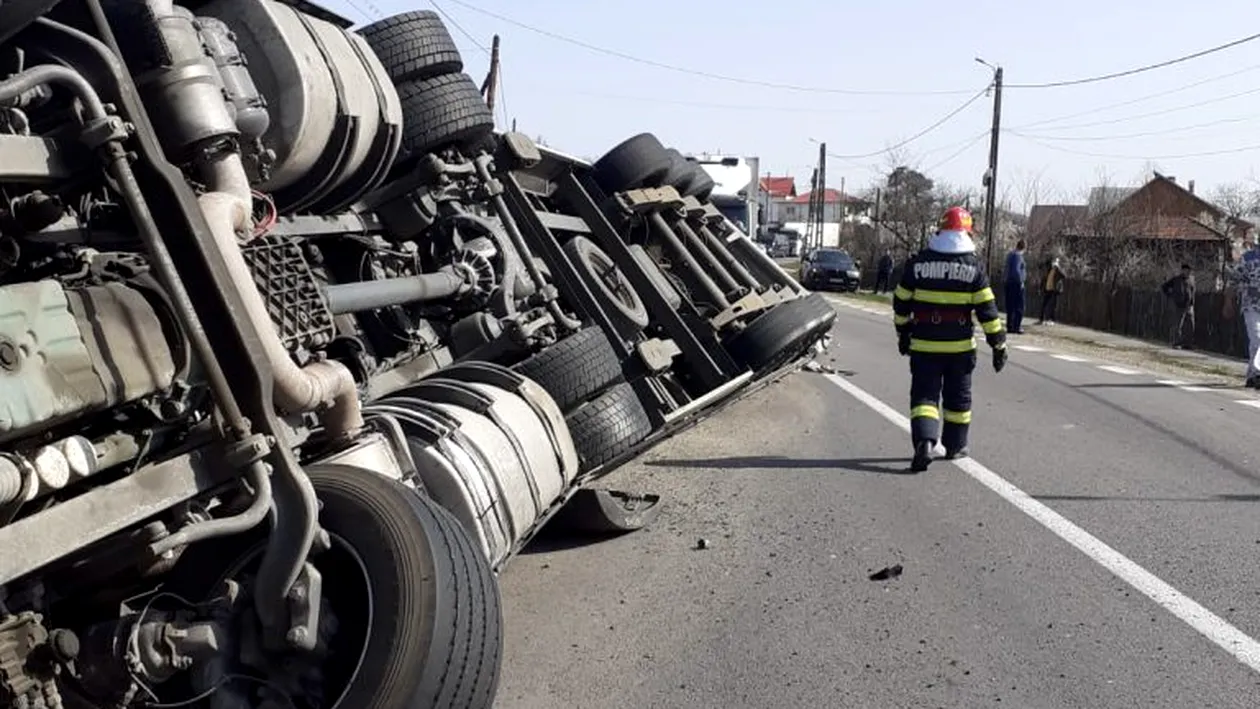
[858,268,1250,359]
[997,279,1250,359]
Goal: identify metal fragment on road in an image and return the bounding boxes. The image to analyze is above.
[868,564,903,581]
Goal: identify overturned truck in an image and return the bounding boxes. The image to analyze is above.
[0,2,833,707]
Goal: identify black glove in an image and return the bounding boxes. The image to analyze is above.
[993,345,1008,373]
[897,332,911,356]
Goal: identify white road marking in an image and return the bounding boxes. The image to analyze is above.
[1013,345,1046,352]
[1237,400,1260,409]
[1052,354,1090,363]
[1156,379,1188,386]
[1097,365,1140,375]
[824,373,1260,674]
[1179,386,1214,393]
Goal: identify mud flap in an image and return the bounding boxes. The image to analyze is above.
[547,488,662,535]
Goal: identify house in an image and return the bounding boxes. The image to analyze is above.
[1026,173,1255,288]
[769,189,874,249]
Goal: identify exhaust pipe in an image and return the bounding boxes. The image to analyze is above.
[133,0,362,436]
[198,153,364,436]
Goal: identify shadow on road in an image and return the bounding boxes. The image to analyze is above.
[1073,382,1235,390]
[645,455,921,476]
[1035,493,1260,503]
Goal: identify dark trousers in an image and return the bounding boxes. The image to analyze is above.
[1174,306,1196,347]
[1004,282,1025,332]
[1040,291,1059,323]
[909,351,976,452]
[874,271,892,293]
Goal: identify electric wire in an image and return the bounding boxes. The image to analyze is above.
[1004,32,1260,89]
[1009,63,1260,131]
[825,84,992,159]
[438,0,976,96]
[923,131,991,174]
[1014,85,1260,133]
[431,0,490,54]
[1009,130,1260,160]
[1013,113,1260,142]
[440,0,1260,98]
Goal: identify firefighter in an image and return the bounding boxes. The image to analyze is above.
[893,206,1008,472]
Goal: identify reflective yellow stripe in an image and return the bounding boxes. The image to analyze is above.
[913,289,973,305]
[980,317,1003,334]
[943,409,972,424]
[894,313,911,325]
[893,285,914,301]
[910,337,976,353]
[911,404,939,419]
[972,287,995,304]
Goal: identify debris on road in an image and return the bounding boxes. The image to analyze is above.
[868,564,904,581]
[695,538,710,550]
[803,360,838,374]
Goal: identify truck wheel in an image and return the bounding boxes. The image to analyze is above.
[358,10,463,83]
[512,326,623,412]
[565,381,652,472]
[398,73,495,156]
[681,166,715,201]
[591,133,673,195]
[722,293,834,373]
[163,465,502,709]
[662,148,694,188]
[563,235,650,337]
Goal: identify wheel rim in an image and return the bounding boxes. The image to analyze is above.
[189,534,376,709]
[590,249,639,311]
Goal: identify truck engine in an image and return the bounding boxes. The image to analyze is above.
[0,0,581,706]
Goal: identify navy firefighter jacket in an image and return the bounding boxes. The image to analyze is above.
[892,248,1006,354]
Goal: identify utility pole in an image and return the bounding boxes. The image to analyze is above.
[481,35,502,114]
[805,167,819,250]
[817,141,827,249]
[981,65,1004,276]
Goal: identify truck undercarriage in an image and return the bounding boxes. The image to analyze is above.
[0,2,833,707]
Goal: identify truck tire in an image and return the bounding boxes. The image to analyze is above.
[681,166,715,201]
[163,465,502,709]
[565,381,652,472]
[358,10,463,83]
[512,326,623,413]
[563,235,650,337]
[398,73,495,156]
[591,133,673,195]
[722,293,834,373]
[662,148,694,188]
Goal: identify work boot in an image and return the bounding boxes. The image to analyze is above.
[910,440,934,472]
[944,446,969,460]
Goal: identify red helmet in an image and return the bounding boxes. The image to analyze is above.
[938,206,974,233]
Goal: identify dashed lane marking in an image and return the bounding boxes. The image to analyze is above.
[1051,354,1090,363]
[1097,365,1141,375]
[824,373,1260,675]
[1237,400,1260,410]
[1013,345,1046,352]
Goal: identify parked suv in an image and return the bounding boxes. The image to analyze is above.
[802,248,861,291]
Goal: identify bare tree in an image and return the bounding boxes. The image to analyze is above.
[1210,181,1260,223]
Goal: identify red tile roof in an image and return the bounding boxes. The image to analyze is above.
[790,188,868,205]
[760,176,796,198]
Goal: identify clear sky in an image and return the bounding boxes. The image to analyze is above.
[326,0,1260,210]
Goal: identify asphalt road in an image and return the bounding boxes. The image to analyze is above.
[495,299,1260,709]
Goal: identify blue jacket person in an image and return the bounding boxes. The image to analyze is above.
[893,207,1008,471]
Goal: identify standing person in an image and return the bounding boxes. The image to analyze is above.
[874,249,894,293]
[1004,240,1027,334]
[1223,236,1260,388]
[1039,257,1066,325]
[893,206,1008,472]
[1160,264,1196,349]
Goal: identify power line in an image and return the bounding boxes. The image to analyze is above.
[431,0,490,54]
[1009,130,1260,160]
[502,86,904,115]
[1005,32,1260,89]
[1013,85,1260,132]
[431,0,1260,100]
[439,0,975,96]
[826,84,992,159]
[922,132,990,174]
[1016,113,1260,142]
[1009,63,1260,131]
